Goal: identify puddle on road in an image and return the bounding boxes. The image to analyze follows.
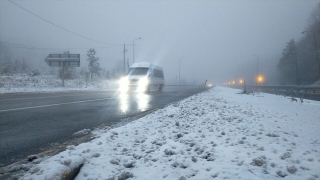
[118,92,151,113]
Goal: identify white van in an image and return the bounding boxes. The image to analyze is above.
[118,62,165,93]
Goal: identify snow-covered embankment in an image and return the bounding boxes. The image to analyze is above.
[21,87,320,180]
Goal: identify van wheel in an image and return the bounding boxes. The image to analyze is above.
[159,85,163,91]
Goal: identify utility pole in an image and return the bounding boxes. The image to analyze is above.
[133,38,141,63]
[133,42,135,64]
[179,56,184,86]
[133,42,134,64]
[62,62,65,87]
[252,54,259,90]
[127,59,130,71]
[256,57,258,91]
[193,72,195,85]
[123,44,127,75]
[179,59,180,86]
[295,53,299,85]
[256,57,258,85]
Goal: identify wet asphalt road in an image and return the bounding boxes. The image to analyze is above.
[0,87,203,166]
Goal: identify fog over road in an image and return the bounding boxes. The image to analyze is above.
[0,87,203,166]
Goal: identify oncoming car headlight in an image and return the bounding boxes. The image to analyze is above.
[118,77,129,92]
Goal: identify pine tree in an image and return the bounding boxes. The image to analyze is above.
[13,59,21,73]
[296,3,320,84]
[21,59,29,73]
[278,39,298,85]
[0,55,13,75]
[86,48,101,81]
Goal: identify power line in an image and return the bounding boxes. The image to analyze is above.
[2,44,125,63]
[0,44,58,53]
[8,0,122,46]
[48,46,124,49]
[0,41,63,53]
[0,41,124,52]
[1,41,125,63]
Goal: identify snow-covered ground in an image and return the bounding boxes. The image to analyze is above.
[20,87,320,180]
[0,74,118,93]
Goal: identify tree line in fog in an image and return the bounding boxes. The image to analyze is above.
[278,3,320,85]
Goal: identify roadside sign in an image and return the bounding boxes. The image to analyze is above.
[44,54,80,87]
[44,54,80,67]
[86,72,90,88]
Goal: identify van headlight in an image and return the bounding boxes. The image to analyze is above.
[138,77,149,87]
[119,77,129,92]
[137,77,149,92]
[119,77,129,85]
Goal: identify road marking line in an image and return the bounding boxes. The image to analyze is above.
[0,91,116,101]
[0,97,116,112]
[0,94,84,101]
[177,91,188,93]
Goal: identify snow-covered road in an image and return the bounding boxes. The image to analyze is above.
[21,87,320,180]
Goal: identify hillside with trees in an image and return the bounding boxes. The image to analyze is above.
[278,3,320,85]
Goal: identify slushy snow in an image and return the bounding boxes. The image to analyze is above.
[21,87,320,180]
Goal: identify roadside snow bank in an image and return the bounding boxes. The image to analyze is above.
[0,74,118,93]
[21,87,320,180]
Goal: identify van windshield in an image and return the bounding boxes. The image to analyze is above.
[128,68,149,76]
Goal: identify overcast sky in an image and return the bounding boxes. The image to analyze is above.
[0,0,319,85]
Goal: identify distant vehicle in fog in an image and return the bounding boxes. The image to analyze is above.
[118,62,165,93]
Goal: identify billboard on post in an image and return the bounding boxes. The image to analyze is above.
[44,54,80,87]
[44,54,80,67]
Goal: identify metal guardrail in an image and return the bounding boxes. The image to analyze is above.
[229,85,320,101]
[245,85,320,94]
[164,85,210,90]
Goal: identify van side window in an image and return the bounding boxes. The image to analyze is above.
[153,69,164,78]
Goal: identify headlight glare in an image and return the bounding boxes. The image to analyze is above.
[118,77,129,92]
[137,77,149,92]
[139,77,149,86]
[119,77,129,85]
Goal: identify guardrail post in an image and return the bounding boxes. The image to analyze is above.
[62,62,65,87]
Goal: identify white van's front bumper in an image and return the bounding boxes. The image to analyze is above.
[119,77,149,93]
